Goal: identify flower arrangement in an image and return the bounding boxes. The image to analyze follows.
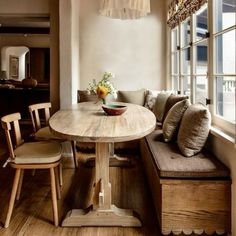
[87,72,117,103]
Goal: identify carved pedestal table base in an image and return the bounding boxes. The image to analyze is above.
[62,142,141,227]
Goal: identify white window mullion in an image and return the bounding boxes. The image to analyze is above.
[208,0,214,115]
[190,14,195,103]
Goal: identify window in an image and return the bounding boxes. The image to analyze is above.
[180,18,191,97]
[169,0,236,136]
[213,0,236,132]
[195,4,208,41]
[181,18,191,47]
[171,27,179,91]
[193,5,208,104]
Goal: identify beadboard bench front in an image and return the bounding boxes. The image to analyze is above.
[140,128,231,235]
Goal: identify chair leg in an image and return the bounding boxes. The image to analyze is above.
[71,140,78,168]
[54,167,61,200]
[16,170,24,200]
[59,163,63,187]
[5,169,21,228]
[50,167,59,227]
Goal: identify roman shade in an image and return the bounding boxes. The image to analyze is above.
[167,0,207,29]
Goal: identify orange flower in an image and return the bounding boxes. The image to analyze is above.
[96,85,109,98]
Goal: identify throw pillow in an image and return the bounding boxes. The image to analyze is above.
[77,90,97,103]
[117,89,146,106]
[177,103,211,157]
[153,92,171,122]
[163,94,189,120]
[162,99,190,142]
[144,90,161,111]
[144,90,178,111]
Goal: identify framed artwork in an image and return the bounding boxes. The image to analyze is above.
[9,55,19,79]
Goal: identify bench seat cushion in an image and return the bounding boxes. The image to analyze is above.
[145,128,230,179]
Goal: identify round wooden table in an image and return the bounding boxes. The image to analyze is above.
[49,102,156,227]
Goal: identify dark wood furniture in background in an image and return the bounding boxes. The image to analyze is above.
[29,48,50,83]
[0,47,50,123]
[0,87,49,123]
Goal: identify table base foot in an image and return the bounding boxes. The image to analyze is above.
[61,205,141,227]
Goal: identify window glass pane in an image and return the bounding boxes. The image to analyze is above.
[181,18,190,47]
[195,76,208,104]
[215,0,236,33]
[171,28,179,52]
[216,76,235,122]
[172,76,179,91]
[171,52,179,74]
[183,76,191,97]
[195,4,208,41]
[181,48,191,74]
[195,40,208,74]
[216,30,236,74]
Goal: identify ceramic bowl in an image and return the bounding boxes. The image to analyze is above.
[102,104,127,116]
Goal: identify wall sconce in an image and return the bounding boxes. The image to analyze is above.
[99,0,151,20]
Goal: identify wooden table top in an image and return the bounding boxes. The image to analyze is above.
[49,102,156,143]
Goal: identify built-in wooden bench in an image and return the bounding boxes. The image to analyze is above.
[140,127,231,235]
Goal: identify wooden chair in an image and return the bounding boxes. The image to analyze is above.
[1,113,62,228]
[28,102,78,168]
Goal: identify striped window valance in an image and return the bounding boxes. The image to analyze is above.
[167,0,207,29]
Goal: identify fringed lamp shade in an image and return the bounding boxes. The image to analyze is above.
[99,0,151,20]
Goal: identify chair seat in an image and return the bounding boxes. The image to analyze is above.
[35,126,61,141]
[14,141,62,164]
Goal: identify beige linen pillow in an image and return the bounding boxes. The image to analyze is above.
[117,89,146,106]
[162,99,190,142]
[177,103,211,157]
[153,92,171,122]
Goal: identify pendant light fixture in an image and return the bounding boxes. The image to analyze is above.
[99,0,151,20]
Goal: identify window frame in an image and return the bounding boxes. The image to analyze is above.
[169,0,236,138]
[211,0,236,136]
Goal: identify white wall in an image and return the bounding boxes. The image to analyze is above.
[71,0,79,104]
[79,0,166,91]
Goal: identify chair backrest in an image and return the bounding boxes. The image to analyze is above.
[28,102,51,132]
[78,90,98,103]
[1,113,24,159]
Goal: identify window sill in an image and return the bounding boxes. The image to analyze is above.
[210,126,235,147]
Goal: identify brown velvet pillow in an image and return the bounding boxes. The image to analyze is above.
[153,92,171,122]
[162,99,190,142]
[117,89,146,106]
[163,94,189,121]
[77,90,98,103]
[177,103,211,157]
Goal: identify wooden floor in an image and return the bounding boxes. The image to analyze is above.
[0,128,162,236]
